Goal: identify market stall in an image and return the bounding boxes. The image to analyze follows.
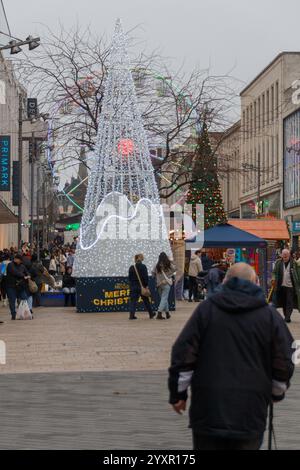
[228,219,289,287]
[202,223,268,291]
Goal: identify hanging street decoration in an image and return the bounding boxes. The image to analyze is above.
[117,138,134,156]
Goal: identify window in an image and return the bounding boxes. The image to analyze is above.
[250,149,253,189]
[0,80,5,105]
[271,85,274,122]
[271,136,274,180]
[276,134,279,178]
[243,111,246,142]
[262,94,265,127]
[242,154,245,193]
[266,138,270,182]
[253,148,258,188]
[254,101,257,135]
[250,105,253,137]
[246,107,249,140]
[262,141,265,184]
[266,90,269,125]
[276,81,279,119]
[258,97,261,131]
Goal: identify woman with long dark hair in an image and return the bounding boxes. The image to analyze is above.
[152,252,176,319]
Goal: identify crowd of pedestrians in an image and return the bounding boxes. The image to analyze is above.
[0,238,78,320]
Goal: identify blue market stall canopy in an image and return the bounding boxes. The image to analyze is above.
[203,223,267,248]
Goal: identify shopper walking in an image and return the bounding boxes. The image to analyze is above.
[6,254,30,320]
[128,254,155,320]
[272,248,300,323]
[152,252,176,320]
[62,267,76,307]
[0,254,9,307]
[169,262,295,450]
[188,250,202,302]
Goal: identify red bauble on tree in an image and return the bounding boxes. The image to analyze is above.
[117,138,134,156]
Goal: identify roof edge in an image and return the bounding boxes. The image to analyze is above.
[240,52,300,96]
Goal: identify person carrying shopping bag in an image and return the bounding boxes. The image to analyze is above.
[152,252,176,320]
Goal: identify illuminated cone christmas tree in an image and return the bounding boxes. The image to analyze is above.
[74,19,171,278]
[186,122,227,229]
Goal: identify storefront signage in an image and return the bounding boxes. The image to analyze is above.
[0,136,10,191]
[292,221,300,233]
[27,98,38,119]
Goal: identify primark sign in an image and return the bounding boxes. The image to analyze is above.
[0,136,10,191]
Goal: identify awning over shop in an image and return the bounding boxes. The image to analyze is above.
[0,198,17,224]
[203,223,267,248]
[228,219,289,241]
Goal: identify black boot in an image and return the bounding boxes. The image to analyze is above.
[156,311,165,320]
[129,314,137,320]
[166,312,171,319]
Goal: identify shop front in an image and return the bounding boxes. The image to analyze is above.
[241,191,281,219]
[291,220,300,252]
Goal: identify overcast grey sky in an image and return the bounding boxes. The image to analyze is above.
[3,0,300,89]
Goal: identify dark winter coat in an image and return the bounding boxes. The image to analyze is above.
[207,267,225,296]
[169,277,294,439]
[201,254,214,272]
[62,273,76,289]
[128,261,149,292]
[272,258,300,311]
[6,262,29,290]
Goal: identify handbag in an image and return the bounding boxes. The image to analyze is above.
[28,278,38,294]
[162,269,173,286]
[134,264,151,297]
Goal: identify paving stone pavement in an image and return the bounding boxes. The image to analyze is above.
[0,370,299,450]
[0,302,298,449]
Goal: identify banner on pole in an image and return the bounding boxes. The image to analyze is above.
[0,136,10,191]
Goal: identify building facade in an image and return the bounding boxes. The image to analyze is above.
[240,52,300,222]
[0,55,28,248]
[0,54,48,249]
[218,120,241,218]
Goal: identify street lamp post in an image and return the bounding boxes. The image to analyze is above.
[30,132,35,247]
[18,94,23,248]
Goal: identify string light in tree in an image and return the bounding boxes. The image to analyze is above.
[186,122,227,230]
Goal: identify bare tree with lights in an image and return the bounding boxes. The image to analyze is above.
[15,22,242,205]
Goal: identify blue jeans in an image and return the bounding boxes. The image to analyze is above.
[158,284,171,312]
[27,296,33,311]
[6,287,28,319]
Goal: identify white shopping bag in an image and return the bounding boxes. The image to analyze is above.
[16,300,32,321]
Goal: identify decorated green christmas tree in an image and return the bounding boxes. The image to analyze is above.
[186,122,227,230]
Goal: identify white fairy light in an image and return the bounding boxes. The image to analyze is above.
[73,19,172,278]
